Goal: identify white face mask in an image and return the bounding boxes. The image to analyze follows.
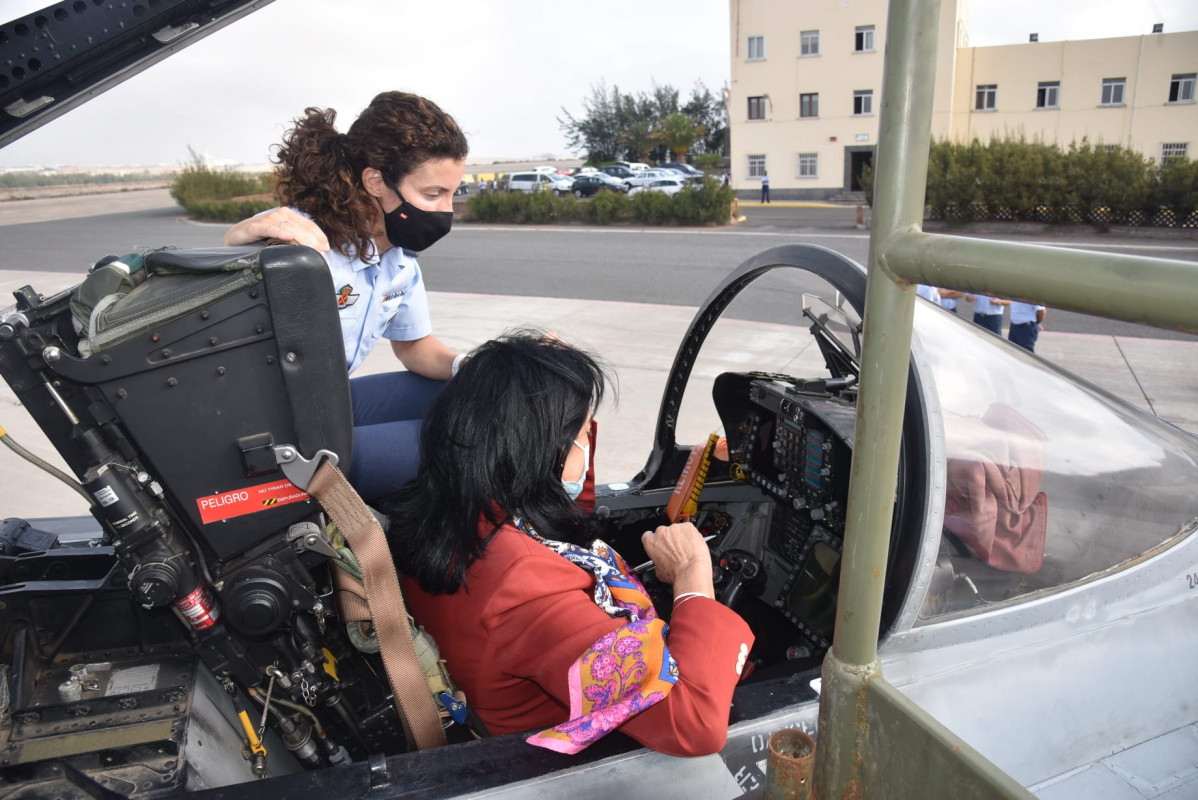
[561,439,590,500]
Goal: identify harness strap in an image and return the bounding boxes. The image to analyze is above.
[307,461,447,750]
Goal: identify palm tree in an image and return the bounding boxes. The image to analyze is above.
[619,121,655,162]
[654,113,705,163]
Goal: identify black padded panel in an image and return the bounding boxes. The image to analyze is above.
[260,246,353,467]
[145,246,263,273]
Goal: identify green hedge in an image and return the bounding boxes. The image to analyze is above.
[182,198,278,222]
[466,180,734,226]
[863,136,1197,227]
[171,153,275,222]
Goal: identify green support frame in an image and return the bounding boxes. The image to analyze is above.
[812,0,1198,796]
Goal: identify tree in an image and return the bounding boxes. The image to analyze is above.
[682,82,729,157]
[620,121,656,163]
[1153,155,1198,218]
[560,80,727,164]
[558,82,626,164]
[694,153,722,173]
[654,113,705,162]
[650,84,680,119]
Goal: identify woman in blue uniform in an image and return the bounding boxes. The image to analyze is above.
[222,91,469,500]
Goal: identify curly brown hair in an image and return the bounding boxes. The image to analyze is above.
[272,91,469,259]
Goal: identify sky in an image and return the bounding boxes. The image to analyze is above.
[1,0,1196,169]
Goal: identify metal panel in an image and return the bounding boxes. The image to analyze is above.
[0,0,276,147]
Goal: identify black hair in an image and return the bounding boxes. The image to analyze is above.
[381,330,610,594]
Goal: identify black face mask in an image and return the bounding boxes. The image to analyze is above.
[380,184,453,253]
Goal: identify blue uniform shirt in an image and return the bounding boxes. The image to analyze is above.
[973,295,1004,315]
[1009,301,1045,325]
[275,208,432,374]
[915,284,940,303]
[327,244,431,374]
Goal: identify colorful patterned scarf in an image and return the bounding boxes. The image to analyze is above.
[513,518,679,754]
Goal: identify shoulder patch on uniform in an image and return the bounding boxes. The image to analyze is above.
[336,284,360,308]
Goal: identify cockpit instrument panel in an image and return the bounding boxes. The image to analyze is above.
[729,378,856,650]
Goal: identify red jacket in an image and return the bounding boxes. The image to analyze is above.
[403,526,754,757]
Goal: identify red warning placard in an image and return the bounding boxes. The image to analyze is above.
[195,479,311,524]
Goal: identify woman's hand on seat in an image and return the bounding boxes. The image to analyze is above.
[641,522,715,599]
[222,207,330,252]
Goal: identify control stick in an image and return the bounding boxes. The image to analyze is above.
[717,549,764,608]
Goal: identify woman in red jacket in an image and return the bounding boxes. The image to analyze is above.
[381,331,753,756]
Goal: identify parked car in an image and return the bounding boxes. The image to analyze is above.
[570,175,606,198]
[571,174,627,197]
[599,164,637,181]
[658,162,705,179]
[507,171,573,195]
[595,172,630,192]
[628,177,686,196]
[624,169,683,189]
[614,161,650,172]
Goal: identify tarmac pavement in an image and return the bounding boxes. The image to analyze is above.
[1,190,1196,520]
[2,268,1196,521]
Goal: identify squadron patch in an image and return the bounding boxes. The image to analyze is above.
[336,284,360,308]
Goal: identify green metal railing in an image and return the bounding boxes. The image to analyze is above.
[813,0,1198,796]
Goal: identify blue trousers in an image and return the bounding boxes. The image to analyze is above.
[347,371,446,501]
[1008,321,1039,352]
[973,312,1003,336]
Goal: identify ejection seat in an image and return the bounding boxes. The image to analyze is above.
[49,244,353,562]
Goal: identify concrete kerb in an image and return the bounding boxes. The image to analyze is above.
[924,219,1198,242]
[736,201,847,209]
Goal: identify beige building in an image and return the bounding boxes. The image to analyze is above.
[728,0,1198,200]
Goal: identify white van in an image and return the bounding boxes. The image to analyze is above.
[614,161,650,172]
[507,172,573,195]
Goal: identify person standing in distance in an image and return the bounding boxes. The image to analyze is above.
[967,294,1009,336]
[939,288,965,314]
[222,91,469,500]
[760,172,770,203]
[1007,301,1046,352]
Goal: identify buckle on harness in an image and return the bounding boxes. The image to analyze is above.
[273,445,338,491]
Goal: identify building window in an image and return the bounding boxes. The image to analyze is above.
[1168,74,1195,103]
[1103,143,1120,153]
[748,35,765,61]
[748,96,767,120]
[853,90,874,116]
[1036,81,1060,109]
[801,30,820,56]
[800,93,819,118]
[748,154,767,178]
[797,152,819,178]
[855,25,875,52]
[1100,78,1125,106]
[1161,142,1189,163]
[975,85,997,111]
